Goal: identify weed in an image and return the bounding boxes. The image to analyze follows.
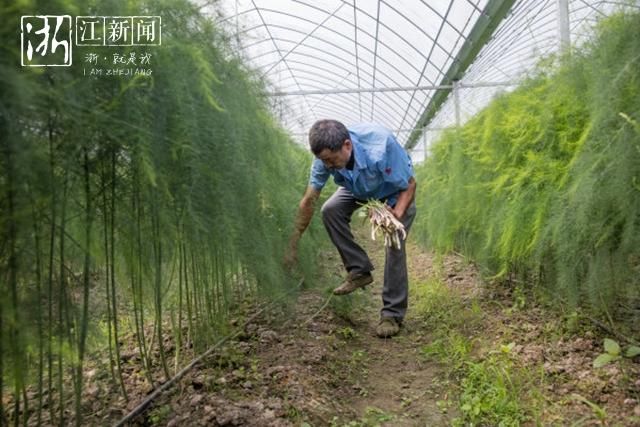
[336,326,358,340]
[414,279,468,330]
[571,394,608,423]
[331,407,394,427]
[436,398,452,414]
[414,275,544,425]
[148,404,172,425]
[593,338,640,367]
[420,331,473,375]
[454,352,529,426]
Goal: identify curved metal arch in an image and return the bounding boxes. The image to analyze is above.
[275,64,354,84]
[229,4,448,85]
[213,4,253,25]
[397,0,455,131]
[475,30,557,77]
[283,80,406,128]
[275,87,414,126]
[377,0,454,61]
[450,0,553,85]
[284,92,403,128]
[460,1,540,67]
[243,38,354,72]
[243,18,430,84]
[278,86,401,121]
[242,31,421,91]
[341,0,469,69]
[248,1,320,124]
[294,0,447,64]
[281,100,363,127]
[272,72,358,95]
[292,99,363,122]
[342,2,453,87]
[406,0,518,148]
[302,104,363,123]
[465,11,556,81]
[415,0,469,36]
[420,0,599,135]
[248,47,412,119]
[480,0,555,61]
[278,61,412,122]
[211,0,630,150]
[260,3,350,76]
[216,0,470,59]
[222,1,503,140]
[242,32,423,100]
[274,57,418,113]
[246,47,420,118]
[277,59,356,85]
[247,44,369,86]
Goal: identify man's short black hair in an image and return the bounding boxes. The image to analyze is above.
[308,119,350,155]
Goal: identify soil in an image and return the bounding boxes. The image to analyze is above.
[6,224,640,426]
[123,226,459,427]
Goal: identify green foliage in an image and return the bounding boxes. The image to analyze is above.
[571,394,608,423]
[414,11,640,315]
[415,278,480,376]
[593,338,640,367]
[0,0,324,424]
[455,352,529,427]
[148,404,172,425]
[413,278,481,332]
[331,407,394,427]
[420,331,473,375]
[414,278,533,426]
[336,326,358,340]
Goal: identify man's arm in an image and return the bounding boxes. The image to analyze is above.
[390,177,416,220]
[285,186,321,267]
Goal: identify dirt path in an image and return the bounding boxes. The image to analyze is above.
[127,225,459,426]
[337,290,451,426]
[330,229,455,426]
[11,218,639,425]
[94,222,640,426]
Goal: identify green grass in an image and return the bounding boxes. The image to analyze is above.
[414,277,542,426]
[455,353,529,426]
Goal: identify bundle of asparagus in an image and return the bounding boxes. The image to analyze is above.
[363,200,406,250]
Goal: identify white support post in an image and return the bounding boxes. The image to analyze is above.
[558,0,571,52]
[453,80,461,128]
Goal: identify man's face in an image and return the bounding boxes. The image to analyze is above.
[317,139,352,170]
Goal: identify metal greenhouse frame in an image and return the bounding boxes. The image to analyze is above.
[206,0,639,160]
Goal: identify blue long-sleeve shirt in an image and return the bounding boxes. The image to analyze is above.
[308,123,414,206]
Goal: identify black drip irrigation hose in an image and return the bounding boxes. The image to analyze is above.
[114,278,305,427]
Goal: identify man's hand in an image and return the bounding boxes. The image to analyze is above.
[390,205,405,220]
[284,186,320,272]
[390,177,416,220]
[283,236,299,271]
[384,203,404,221]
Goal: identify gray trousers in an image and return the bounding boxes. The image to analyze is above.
[321,187,417,319]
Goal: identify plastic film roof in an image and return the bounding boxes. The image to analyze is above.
[203,0,639,159]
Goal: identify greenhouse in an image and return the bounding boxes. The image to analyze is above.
[1,0,640,425]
